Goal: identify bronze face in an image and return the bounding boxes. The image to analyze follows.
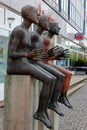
[38,15,50,30]
[49,22,60,35]
[21,5,38,24]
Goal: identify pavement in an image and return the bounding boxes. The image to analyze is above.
[0,75,87,130]
[58,79,87,130]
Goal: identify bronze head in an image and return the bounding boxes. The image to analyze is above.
[38,15,50,31]
[49,22,60,35]
[21,5,38,24]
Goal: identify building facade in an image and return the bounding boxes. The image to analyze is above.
[0,0,87,83]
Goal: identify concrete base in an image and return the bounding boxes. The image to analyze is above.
[4,75,59,130]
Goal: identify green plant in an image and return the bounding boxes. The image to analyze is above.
[74,54,87,66]
[69,52,76,66]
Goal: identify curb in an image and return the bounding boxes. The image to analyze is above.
[68,82,84,96]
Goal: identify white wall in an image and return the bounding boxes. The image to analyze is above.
[0,0,39,12]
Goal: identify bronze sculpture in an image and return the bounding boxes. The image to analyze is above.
[7,5,56,129]
[6,5,70,129]
[43,22,73,109]
[32,15,65,118]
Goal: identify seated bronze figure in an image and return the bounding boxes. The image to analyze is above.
[7,5,55,129]
[31,15,65,117]
[7,5,66,129]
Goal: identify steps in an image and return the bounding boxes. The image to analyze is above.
[68,75,87,96]
[68,83,84,96]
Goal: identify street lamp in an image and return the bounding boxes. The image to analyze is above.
[7,17,15,36]
[7,17,15,28]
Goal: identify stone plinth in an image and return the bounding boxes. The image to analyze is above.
[4,75,59,130]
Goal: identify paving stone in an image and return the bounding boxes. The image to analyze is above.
[58,79,87,130]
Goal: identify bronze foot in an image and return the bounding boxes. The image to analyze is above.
[33,111,54,129]
[48,102,64,116]
[45,110,53,125]
[58,93,73,109]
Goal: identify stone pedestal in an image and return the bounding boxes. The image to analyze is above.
[4,75,59,130]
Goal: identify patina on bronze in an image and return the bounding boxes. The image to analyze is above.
[7,5,56,129]
[31,15,65,118]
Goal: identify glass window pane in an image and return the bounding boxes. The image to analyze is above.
[0,28,9,83]
[0,7,4,25]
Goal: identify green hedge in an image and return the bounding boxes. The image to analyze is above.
[70,52,87,66]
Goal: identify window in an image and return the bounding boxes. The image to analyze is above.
[0,29,9,83]
[0,6,22,83]
[61,0,68,18]
[42,0,59,11]
[69,1,84,32]
[0,7,4,25]
[52,0,58,9]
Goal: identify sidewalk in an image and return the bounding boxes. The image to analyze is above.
[68,75,87,95]
[70,75,87,86]
[58,79,87,130]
